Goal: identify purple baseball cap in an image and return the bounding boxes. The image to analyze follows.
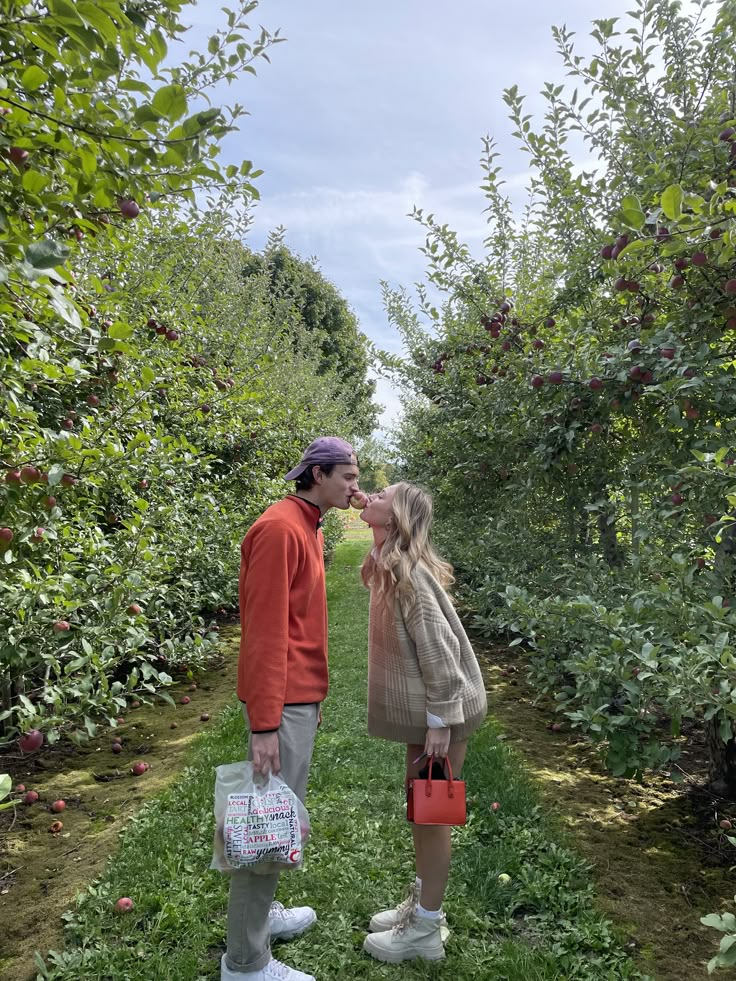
[284,436,357,481]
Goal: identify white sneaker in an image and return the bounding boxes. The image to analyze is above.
[363,910,445,964]
[220,953,316,980]
[269,901,317,940]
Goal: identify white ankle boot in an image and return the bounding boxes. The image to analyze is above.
[363,909,445,963]
[369,882,448,940]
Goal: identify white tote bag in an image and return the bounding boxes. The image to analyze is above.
[211,761,310,875]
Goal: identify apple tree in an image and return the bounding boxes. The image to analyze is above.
[382,0,736,794]
[0,3,375,746]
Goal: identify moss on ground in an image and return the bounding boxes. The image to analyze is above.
[479,641,735,980]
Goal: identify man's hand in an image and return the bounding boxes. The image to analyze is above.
[251,731,280,776]
[424,727,451,759]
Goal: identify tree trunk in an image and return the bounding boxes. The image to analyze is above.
[578,507,591,551]
[706,717,736,799]
[714,510,736,587]
[597,510,624,567]
[0,674,11,742]
[630,483,640,559]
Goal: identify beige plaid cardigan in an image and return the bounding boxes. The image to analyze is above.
[367,563,488,744]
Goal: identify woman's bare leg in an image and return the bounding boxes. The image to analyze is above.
[406,741,467,911]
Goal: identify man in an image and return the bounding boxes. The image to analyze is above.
[222,437,361,981]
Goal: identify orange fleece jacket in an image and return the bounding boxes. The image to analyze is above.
[237,495,328,731]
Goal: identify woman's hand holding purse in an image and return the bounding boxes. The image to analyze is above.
[424,726,451,758]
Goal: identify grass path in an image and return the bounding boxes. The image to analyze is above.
[37,536,647,980]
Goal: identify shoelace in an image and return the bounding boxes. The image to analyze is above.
[392,882,420,936]
[393,904,416,936]
[270,901,287,918]
[267,959,293,980]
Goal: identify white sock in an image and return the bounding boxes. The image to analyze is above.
[416,902,442,920]
[414,875,422,891]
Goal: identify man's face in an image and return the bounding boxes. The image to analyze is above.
[316,460,360,511]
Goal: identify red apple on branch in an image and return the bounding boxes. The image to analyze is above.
[118,198,140,219]
[8,146,29,165]
[19,730,43,754]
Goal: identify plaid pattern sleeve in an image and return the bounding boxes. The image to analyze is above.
[402,579,466,726]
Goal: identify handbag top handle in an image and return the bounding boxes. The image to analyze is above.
[425,754,456,797]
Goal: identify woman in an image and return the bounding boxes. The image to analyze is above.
[357,482,487,963]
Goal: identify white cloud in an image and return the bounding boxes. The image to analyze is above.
[190,0,701,431]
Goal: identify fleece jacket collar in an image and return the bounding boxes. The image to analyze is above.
[286,494,324,532]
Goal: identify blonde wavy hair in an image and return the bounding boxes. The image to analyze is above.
[360,482,454,611]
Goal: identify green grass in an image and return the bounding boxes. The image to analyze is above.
[36,538,649,980]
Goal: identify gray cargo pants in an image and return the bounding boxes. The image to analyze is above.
[225,702,320,973]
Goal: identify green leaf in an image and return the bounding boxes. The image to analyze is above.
[182,108,220,137]
[76,3,119,45]
[22,169,49,193]
[152,84,187,122]
[108,323,134,340]
[621,209,645,231]
[77,147,97,177]
[46,286,82,329]
[25,239,70,269]
[661,184,683,221]
[20,65,49,92]
[617,239,646,258]
[622,194,643,213]
[47,464,65,487]
[0,773,11,801]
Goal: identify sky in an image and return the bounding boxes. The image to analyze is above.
[183,0,658,435]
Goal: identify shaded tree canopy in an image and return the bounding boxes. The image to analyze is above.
[242,242,378,435]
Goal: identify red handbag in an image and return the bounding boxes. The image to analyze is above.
[406,755,466,826]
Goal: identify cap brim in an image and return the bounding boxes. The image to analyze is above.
[284,463,308,481]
